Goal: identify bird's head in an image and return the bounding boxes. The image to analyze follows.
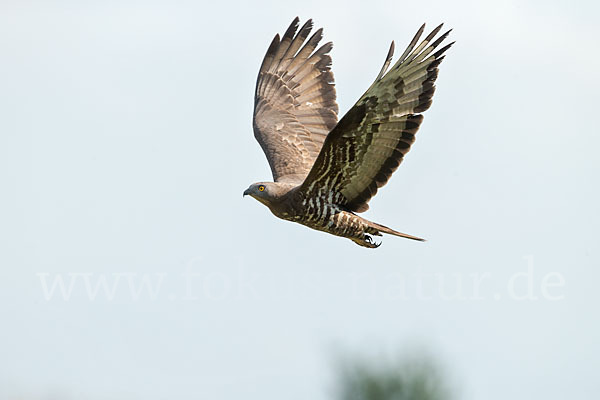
[243,181,293,208]
[243,182,278,206]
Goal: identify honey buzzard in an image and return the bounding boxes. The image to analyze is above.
[244,17,453,248]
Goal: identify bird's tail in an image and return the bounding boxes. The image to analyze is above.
[368,220,426,242]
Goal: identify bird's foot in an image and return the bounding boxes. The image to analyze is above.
[351,234,382,249]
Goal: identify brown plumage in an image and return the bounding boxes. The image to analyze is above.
[244,17,454,248]
[253,18,338,183]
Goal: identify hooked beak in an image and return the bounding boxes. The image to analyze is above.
[243,188,251,197]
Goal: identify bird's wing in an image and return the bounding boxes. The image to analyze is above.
[299,24,453,212]
[253,17,338,184]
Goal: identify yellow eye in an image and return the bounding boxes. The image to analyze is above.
[258,185,265,192]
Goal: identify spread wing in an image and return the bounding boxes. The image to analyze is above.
[299,24,454,212]
[253,17,338,184]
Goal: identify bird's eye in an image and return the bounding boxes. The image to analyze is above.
[258,185,265,192]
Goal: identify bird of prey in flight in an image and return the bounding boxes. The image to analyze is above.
[244,17,453,248]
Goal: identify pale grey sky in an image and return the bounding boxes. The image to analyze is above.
[1,0,599,399]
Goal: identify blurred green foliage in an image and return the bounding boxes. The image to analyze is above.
[336,353,452,400]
